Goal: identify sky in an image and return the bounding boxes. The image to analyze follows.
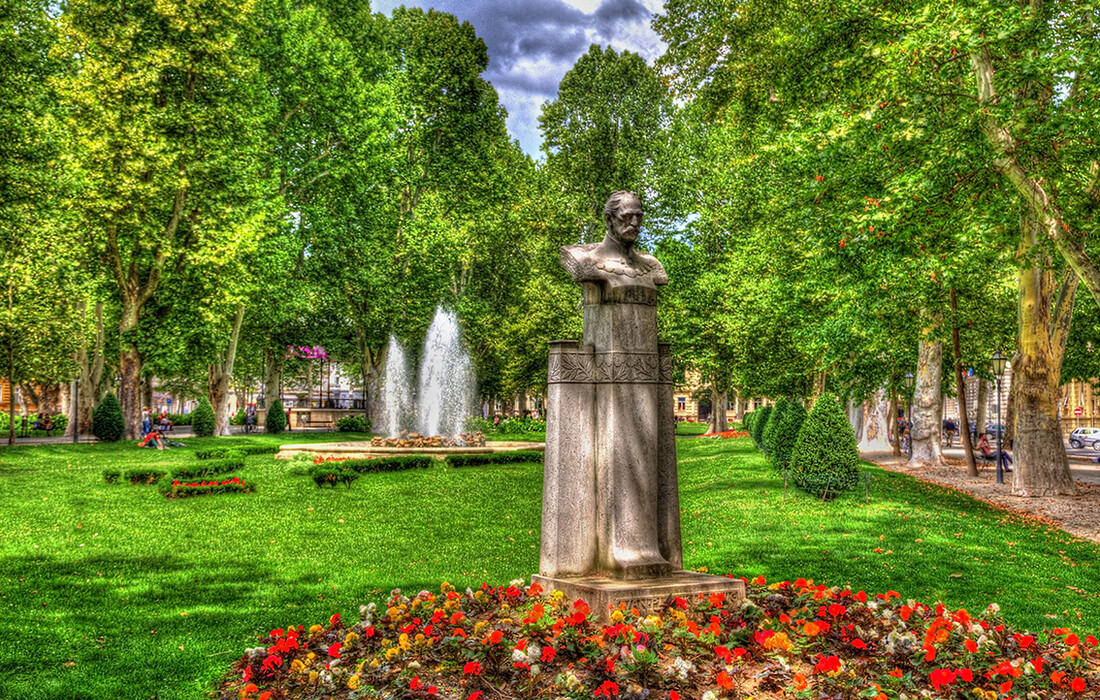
[370,0,667,158]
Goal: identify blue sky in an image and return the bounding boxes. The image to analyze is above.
[370,0,666,157]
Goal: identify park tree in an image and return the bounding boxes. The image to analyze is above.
[0,0,83,443]
[54,0,274,439]
[540,45,674,242]
[655,0,1077,493]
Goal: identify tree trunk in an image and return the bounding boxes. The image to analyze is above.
[975,379,989,436]
[910,335,944,466]
[889,385,901,456]
[118,297,143,440]
[856,388,892,451]
[1011,212,1077,496]
[950,289,978,476]
[38,383,62,416]
[208,304,245,437]
[263,346,284,408]
[709,384,727,434]
[141,376,154,417]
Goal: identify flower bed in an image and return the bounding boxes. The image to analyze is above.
[158,476,254,499]
[309,465,359,489]
[701,430,750,440]
[218,576,1100,700]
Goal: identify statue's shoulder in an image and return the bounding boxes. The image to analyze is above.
[636,250,668,285]
[560,243,601,281]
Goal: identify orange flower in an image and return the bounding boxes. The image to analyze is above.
[964,639,978,653]
[1053,671,1067,684]
[793,672,808,691]
[803,622,821,637]
[716,671,734,690]
[763,632,792,652]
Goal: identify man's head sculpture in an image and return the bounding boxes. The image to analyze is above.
[604,191,643,248]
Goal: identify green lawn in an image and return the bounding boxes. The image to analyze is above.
[1,434,1098,699]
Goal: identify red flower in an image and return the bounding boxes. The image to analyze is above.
[327,642,341,658]
[851,639,867,649]
[814,655,841,674]
[714,646,732,663]
[888,668,903,678]
[1013,633,1034,649]
[329,612,340,626]
[958,669,973,682]
[541,646,556,663]
[1052,671,1067,684]
[1066,633,1080,646]
[929,668,956,690]
[463,661,482,676]
[594,680,619,696]
[1031,658,1044,674]
[1073,678,1087,693]
[468,693,484,700]
[716,671,734,689]
[486,630,503,645]
[963,639,978,653]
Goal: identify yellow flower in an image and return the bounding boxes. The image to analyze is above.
[369,658,380,668]
[550,590,565,604]
[398,633,411,651]
[444,599,460,611]
[308,671,319,683]
[380,639,392,648]
[610,610,625,624]
[309,624,323,635]
[344,632,359,646]
[290,659,307,673]
[441,581,456,593]
[387,606,402,620]
[763,632,792,652]
[385,647,401,661]
[474,621,488,635]
[347,675,361,690]
[306,652,316,660]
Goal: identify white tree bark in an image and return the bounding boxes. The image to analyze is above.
[856,388,893,452]
[910,338,944,466]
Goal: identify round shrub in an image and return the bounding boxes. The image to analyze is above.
[789,394,860,499]
[265,399,287,434]
[749,404,772,448]
[92,393,125,442]
[191,397,216,438]
[772,400,807,473]
[743,410,756,437]
[336,415,371,433]
[761,398,789,457]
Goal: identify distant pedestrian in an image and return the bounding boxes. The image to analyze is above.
[141,406,151,436]
[286,408,292,431]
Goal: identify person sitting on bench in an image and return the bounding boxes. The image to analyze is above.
[977,432,1012,472]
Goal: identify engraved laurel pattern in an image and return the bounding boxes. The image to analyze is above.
[659,354,673,384]
[594,353,659,383]
[548,352,596,383]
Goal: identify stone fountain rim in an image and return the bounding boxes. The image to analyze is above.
[275,440,545,460]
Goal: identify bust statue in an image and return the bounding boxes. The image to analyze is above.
[560,191,668,305]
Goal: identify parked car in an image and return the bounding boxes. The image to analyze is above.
[1069,427,1100,450]
[985,423,1006,440]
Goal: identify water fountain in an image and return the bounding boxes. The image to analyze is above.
[276,306,544,460]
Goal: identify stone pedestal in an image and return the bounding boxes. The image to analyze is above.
[531,571,745,622]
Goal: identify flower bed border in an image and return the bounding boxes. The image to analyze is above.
[158,476,255,499]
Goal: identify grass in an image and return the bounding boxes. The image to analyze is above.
[675,420,711,435]
[1,433,1098,699]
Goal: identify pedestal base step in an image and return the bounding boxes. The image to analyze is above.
[531,571,745,622]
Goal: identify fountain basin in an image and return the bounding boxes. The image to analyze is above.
[275,440,546,461]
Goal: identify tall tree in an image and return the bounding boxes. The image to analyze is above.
[54,0,274,438]
[540,45,674,242]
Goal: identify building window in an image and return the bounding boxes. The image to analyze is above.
[677,398,686,411]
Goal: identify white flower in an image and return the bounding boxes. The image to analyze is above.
[702,692,718,700]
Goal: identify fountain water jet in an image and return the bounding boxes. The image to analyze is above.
[379,336,412,438]
[416,308,475,438]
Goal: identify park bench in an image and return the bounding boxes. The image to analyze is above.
[295,413,333,429]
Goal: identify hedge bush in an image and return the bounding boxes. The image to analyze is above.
[103,469,168,485]
[171,458,244,480]
[789,394,860,499]
[336,415,371,433]
[749,404,772,448]
[191,397,216,438]
[266,399,287,434]
[343,455,434,473]
[761,398,789,457]
[771,400,807,473]
[445,450,544,468]
[309,464,360,489]
[158,476,254,499]
[195,445,277,460]
[92,394,125,442]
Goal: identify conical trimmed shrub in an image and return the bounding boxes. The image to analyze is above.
[762,398,789,457]
[789,394,860,498]
[750,404,772,448]
[772,401,807,472]
[743,411,756,437]
[92,393,125,442]
[265,399,287,434]
[191,397,216,438]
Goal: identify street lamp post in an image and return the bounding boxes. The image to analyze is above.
[992,350,1009,484]
[904,372,915,457]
